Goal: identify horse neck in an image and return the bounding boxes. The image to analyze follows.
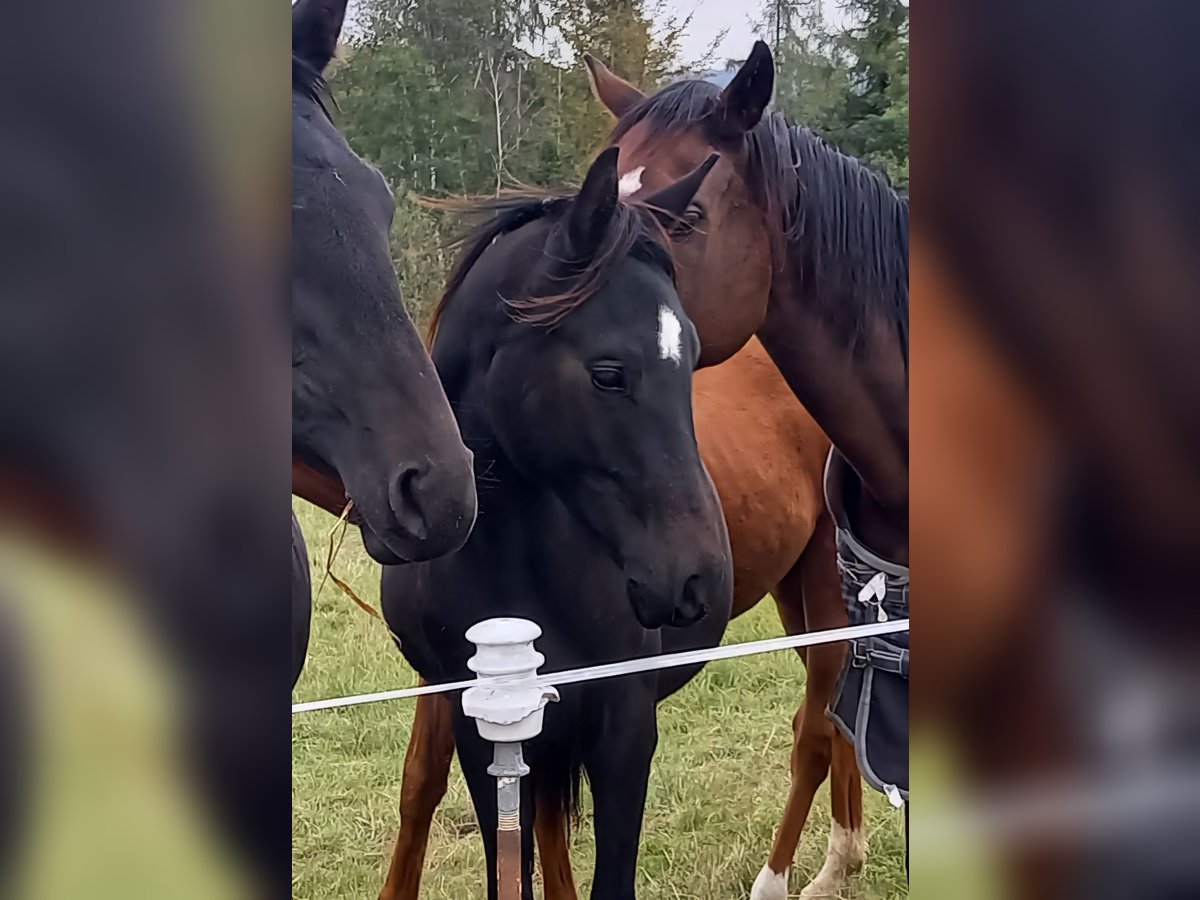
[758,258,909,539]
[291,457,347,515]
[453,409,640,641]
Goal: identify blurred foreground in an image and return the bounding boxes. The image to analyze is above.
[0,540,246,899]
[1,0,286,897]
[912,1,1200,898]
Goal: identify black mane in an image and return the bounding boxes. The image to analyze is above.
[612,78,909,361]
[292,54,336,121]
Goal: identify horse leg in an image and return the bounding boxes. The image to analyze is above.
[815,733,868,897]
[378,690,456,900]
[752,515,865,900]
[535,787,579,900]
[585,692,657,900]
[797,514,867,898]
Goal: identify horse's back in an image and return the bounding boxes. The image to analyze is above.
[693,337,830,614]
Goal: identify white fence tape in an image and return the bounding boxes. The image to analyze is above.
[292,618,909,714]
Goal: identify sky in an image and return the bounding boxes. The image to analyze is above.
[340,0,855,71]
[671,1,859,66]
[663,0,761,65]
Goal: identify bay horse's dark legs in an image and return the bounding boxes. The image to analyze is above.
[584,694,657,900]
[452,711,536,900]
[379,690,456,900]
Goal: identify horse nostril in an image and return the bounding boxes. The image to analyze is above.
[389,465,428,538]
[675,574,709,626]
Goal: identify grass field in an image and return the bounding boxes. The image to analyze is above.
[291,500,908,899]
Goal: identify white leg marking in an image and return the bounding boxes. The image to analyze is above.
[657,305,682,365]
[798,822,868,899]
[750,864,789,900]
[618,165,645,198]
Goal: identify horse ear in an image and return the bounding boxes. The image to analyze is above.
[292,0,349,74]
[565,147,620,255]
[704,40,774,146]
[583,54,646,119]
[640,154,720,226]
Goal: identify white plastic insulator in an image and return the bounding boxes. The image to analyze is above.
[461,618,559,742]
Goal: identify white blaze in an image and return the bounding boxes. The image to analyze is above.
[618,166,645,198]
[657,305,683,365]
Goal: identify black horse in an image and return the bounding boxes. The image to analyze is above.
[381,148,733,900]
[291,0,478,685]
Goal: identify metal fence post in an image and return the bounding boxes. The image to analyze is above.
[462,618,559,900]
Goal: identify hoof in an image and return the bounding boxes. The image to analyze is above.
[750,864,789,900]
[798,875,839,899]
[798,823,868,898]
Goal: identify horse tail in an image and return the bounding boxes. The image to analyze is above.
[532,735,584,836]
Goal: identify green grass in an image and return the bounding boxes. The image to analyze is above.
[291,500,908,899]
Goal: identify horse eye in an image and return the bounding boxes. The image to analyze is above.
[590,365,626,393]
[670,204,704,235]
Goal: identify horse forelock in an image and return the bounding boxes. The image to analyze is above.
[427,192,676,345]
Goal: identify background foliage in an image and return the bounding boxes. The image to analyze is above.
[327,0,909,326]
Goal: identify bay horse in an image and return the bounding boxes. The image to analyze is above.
[376,64,868,900]
[588,44,909,897]
[596,42,909,565]
[379,147,734,900]
[291,0,478,684]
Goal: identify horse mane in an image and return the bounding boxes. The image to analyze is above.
[426,188,675,344]
[611,78,909,362]
[292,54,337,122]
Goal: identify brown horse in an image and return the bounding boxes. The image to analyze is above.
[596,42,908,565]
[583,41,909,896]
[375,57,876,900]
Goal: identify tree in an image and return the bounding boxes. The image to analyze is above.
[548,0,709,178]
[821,0,909,187]
[752,0,908,188]
[755,0,848,129]
[315,0,906,326]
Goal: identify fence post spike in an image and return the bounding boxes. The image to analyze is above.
[462,618,559,900]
